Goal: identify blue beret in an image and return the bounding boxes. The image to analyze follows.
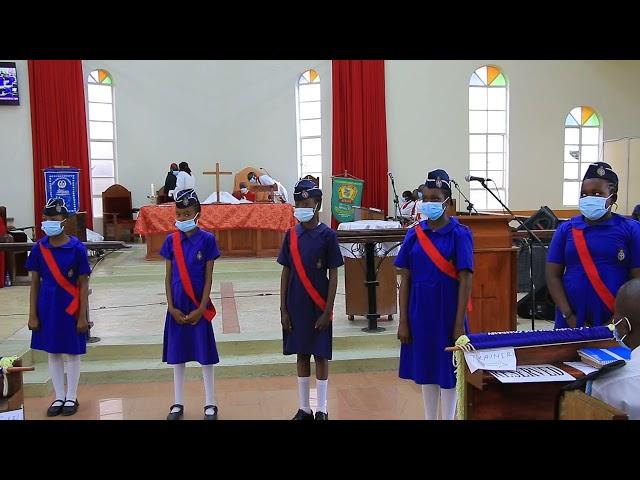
[583,162,618,185]
[425,169,451,191]
[175,189,200,209]
[43,197,69,216]
[294,179,322,201]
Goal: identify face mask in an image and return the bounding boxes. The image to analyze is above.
[172,171,179,176]
[421,198,448,221]
[403,197,411,203]
[175,214,199,233]
[249,177,257,184]
[41,220,65,237]
[579,194,612,221]
[294,207,316,223]
[612,316,631,348]
[240,188,248,194]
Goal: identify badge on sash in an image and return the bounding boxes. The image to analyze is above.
[67,269,74,278]
[197,251,203,261]
[617,248,625,262]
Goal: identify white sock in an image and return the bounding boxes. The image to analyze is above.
[440,387,457,420]
[172,363,185,413]
[202,364,216,415]
[316,379,328,414]
[48,354,65,403]
[421,384,440,420]
[297,376,311,413]
[64,355,81,405]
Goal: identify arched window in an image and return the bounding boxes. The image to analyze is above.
[468,65,509,210]
[563,106,601,206]
[296,69,322,184]
[87,69,116,218]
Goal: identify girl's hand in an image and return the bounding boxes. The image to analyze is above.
[281,310,292,332]
[170,307,186,324]
[28,315,40,331]
[184,308,204,325]
[397,321,411,344]
[314,312,331,331]
[76,314,89,333]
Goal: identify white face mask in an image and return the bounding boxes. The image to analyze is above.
[612,316,632,348]
[240,187,248,194]
[294,206,316,223]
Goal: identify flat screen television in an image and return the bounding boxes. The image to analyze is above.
[0,62,19,105]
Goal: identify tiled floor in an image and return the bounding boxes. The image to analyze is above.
[23,371,425,420]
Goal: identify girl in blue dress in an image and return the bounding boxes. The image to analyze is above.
[26,198,91,417]
[547,162,640,329]
[278,179,344,420]
[161,189,220,420]
[395,169,474,420]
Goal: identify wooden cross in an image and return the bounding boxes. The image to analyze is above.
[203,162,233,204]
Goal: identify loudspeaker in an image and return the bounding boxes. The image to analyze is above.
[517,285,556,320]
[517,206,559,231]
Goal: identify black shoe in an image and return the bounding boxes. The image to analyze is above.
[61,399,79,416]
[315,411,329,420]
[291,409,314,420]
[204,405,218,420]
[166,404,184,420]
[46,399,65,417]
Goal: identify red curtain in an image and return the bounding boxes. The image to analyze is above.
[332,60,389,227]
[28,60,93,236]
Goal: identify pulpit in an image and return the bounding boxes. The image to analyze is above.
[156,186,172,205]
[102,184,139,242]
[235,166,272,202]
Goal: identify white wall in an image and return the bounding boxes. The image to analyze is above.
[81,60,333,225]
[386,60,640,212]
[0,60,33,228]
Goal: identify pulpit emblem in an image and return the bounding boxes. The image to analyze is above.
[618,249,625,262]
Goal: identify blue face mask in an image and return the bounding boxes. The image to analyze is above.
[294,207,316,223]
[172,171,179,176]
[421,198,448,221]
[579,194,612,221]
[41,220,65,237]
[175,214,199,233]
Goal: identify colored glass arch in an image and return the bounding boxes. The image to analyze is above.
[565,106,600,127]
[469,65,507,87]
[88,69,112,85]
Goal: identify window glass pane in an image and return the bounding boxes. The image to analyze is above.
[565,145,580,163]
[470,154,486,171]
[564,163,579,180]
[564,127,580,145]
[487,111,506,134]
[92,177,114,195]
[91,160,115,177]
[487,88,506,110]
[469,88,487,110]
[487,153,503,170]
[487,191,504,210]
[300,119,321,137]
[299,101,321,119]
[90,141,113,159]
[488,172,503,188]
[88,102,113,121]
[298,84,320,102]
[487,135,504,152]
[469,111,487,134]
[580,162,591,179]
[92,197,103,217]
[581,145,598,164]
[89,121,114,140]
[581,127,599,145]
[470,189,487,210]
[88,84,112,103]
[469,135,486,153]
[563,181,580,206]
[301,138,321,155]
[302,155,322,173]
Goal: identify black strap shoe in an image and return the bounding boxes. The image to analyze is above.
[47,399,65,417]
[62,399,80,416]
[204,405,218,420]
[314,411,329,420]
[166,404,184,420]
[291,409,314,420]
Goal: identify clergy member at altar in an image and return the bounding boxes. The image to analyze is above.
[176,161,196,194]
[164,163,179,198]
[233,182,256,202]
[248,171,289,203]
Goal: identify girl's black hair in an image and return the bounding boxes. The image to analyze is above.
[179,162,192,175]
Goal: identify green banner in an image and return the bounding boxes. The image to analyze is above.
[331,176,364,223]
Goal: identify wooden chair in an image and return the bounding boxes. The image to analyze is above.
[558,390,628,420]
[302,174,320,187]
[0,206,31,285]
[235,166,271,202]
[102,184,139,242]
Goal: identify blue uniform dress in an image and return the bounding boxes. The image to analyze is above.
[277,223,344,360]
[25,236,91,355]
[394,217,474,388]
[160,228,220,365]
[547,213,640,328]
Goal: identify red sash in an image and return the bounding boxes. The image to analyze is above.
[289,227,332,319]
[39,243,80,316]
[172,232,216,321]
[414,226,472,312]
[571,228,616,312]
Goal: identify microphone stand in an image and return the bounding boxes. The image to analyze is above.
[388,173,401,223]
[451,180,478,215]
[476,179,548,330]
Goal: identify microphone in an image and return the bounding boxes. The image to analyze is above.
[388,172,394,179]
[465,174,492,183]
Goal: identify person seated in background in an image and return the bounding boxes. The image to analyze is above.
[400,190,416,220]
[632,204,640,221]
[414,184,425,221]
[164,163,179,198]
[247,171,289,203]
[590,278,640,419]
[232,182,256,202]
